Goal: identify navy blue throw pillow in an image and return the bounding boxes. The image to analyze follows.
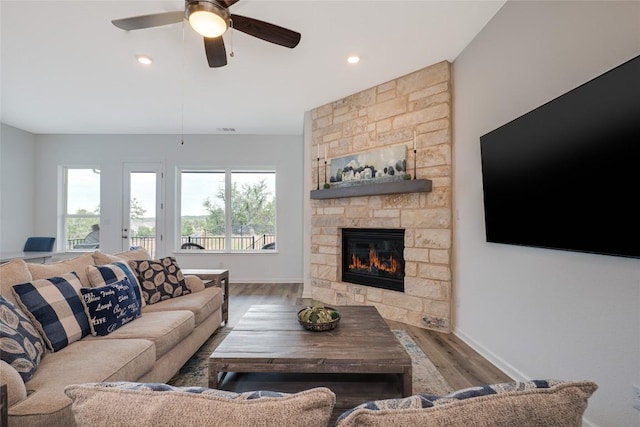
[80,277,141,336]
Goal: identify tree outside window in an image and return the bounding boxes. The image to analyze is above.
[180,170,276,251]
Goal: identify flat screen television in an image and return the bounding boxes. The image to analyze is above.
[480,54,639,259]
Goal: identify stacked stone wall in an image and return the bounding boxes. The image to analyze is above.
[310,61,453,332]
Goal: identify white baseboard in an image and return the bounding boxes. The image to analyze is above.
[453,326,528,381]
[230,280,303,285]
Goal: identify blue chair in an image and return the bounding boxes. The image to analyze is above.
[23,237,56,252]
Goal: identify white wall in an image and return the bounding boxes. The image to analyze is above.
[28,133,304,283]
[0,124,36,251]
[453,1,640,426]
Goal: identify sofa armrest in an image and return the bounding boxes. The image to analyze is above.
[184,275,205,293]
[0,360,27,407]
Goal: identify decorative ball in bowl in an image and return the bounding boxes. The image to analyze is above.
[297,304,341,332]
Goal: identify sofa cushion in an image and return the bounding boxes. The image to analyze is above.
[64,382,336,427]
[0,360,28,407]
[184,275,205,293]
[1,259,34,310]
[12,272,91,352]
[335,379,598,427]
[80,278,141,336]
[83,310,195,360]
[0,295,45,382]
[27,252,95,286]
[11,339,155,424]
[113,247,152,260]
[128,257,191,305]
[92,247,152,264]
[142,286,222,326]
[92,248,151,265]
[86,261,146,308]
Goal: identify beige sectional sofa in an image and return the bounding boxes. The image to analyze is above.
[0,249,223,427]
[0,249,598,427]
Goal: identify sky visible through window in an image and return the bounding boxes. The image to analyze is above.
[67,169,100,214]
[182,172,224,216]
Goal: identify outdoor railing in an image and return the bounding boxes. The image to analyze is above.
[67,234,276,253]
[181,235,275,250]
[67,234,275,253]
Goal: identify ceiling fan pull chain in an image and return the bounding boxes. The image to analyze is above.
[229,18,235,58]
[180,20,186,145]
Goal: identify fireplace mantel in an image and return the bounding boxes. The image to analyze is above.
[310,178,432,200]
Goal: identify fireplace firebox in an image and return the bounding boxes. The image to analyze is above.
[341,228,405,292]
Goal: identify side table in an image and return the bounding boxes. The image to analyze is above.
[182,269,229,325]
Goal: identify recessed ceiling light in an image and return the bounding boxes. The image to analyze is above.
[136,55,153,65]
[347,55,360,64]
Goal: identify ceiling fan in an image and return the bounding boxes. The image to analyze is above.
[112,0,301,68]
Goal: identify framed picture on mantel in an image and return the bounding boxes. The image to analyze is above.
[329,145,407,186]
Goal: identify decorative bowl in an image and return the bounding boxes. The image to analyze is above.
[297,305,341,332]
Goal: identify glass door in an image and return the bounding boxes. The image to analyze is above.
[123,163,164,258]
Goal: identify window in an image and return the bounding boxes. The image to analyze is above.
[180,170,226,250]
[64,168,100,251]
[179,169,276,251]
[230,172,276,250]
[125,166,163,258]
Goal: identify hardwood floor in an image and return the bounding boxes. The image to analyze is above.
[224,283,512,392]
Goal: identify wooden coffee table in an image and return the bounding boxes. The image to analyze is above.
[209,304,412,398]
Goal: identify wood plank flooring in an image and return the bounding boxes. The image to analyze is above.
[223,283,511,393]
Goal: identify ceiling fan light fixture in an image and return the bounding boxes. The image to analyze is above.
[187,1,229,38]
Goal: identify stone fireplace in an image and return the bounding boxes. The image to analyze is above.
[342,228,405,293]
[309,61,453,333]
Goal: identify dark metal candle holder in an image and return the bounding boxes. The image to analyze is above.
[324,160,327,186]
[413,149,417,179]
[316,157,320,190]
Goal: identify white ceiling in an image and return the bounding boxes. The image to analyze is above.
[1,0,504,135]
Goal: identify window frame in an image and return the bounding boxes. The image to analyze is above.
[177,167,277,253]
[62,166,101,252]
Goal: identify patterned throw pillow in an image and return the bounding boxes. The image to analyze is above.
[11,272,91,352]
[86,262,146,308]
[128,257,191,305]
[335,380,598,427]
[64,382,335,427]
[80,277,141,336]
[0,295,46,382]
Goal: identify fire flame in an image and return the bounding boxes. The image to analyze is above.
[348,247,398,274]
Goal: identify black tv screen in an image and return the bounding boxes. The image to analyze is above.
[480,55,640,259]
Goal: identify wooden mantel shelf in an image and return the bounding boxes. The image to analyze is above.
[310,179,432,200]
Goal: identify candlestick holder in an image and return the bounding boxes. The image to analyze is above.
[316,157,320,190]
[413,149,417,179]
[324,160,327,185]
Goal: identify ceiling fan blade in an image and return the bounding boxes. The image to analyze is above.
[204,37,228,68]
[112,11,184,31]
[216,0,240,8]
[231,15,301,48]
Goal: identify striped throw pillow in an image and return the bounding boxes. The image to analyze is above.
[12,272,90,352]
[86,262,146,307]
